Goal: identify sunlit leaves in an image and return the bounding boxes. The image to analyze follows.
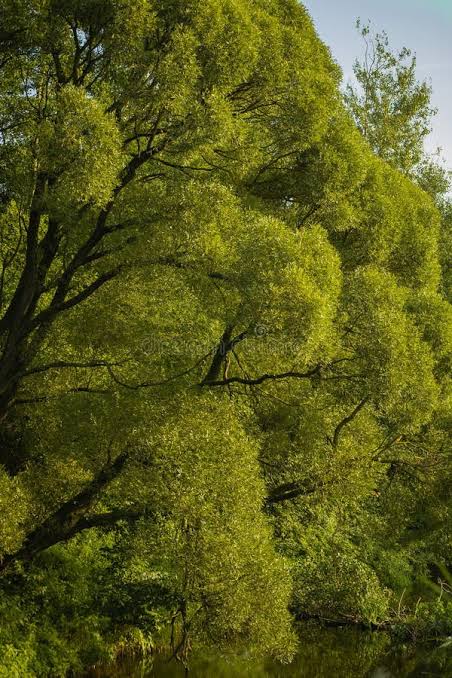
[0,0,450,664]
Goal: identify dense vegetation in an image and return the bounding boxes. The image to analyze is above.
[0,1,450,675]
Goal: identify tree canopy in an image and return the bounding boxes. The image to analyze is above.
[0,1,450,674]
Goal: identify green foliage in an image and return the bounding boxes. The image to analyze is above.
[0,1,450,674]
[39,85,124,210]
[0,538,110,676]
[121,395,297,660]
[292,522,391,624]
[0,467,29,554]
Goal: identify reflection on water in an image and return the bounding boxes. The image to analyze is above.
[92,626,452,677]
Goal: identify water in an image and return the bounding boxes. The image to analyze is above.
[91,627,452,677]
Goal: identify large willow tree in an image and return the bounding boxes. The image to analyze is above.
[0,0,450,672]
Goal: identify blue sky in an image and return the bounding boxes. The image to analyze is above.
[302,0,452,169]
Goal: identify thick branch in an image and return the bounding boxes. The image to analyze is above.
[201,325,234,385]
[0,172,47,335]
[0,451,130,571]
[30,266,122,329]
[201,327,249,385]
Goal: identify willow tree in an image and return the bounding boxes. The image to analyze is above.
[0,0,344,660]
[0,0,450,668]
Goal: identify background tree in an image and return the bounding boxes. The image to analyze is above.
[344,20,436,176]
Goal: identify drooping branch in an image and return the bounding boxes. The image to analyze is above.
[266,482,317,504]
[107,351,212,390]
[150,255,230,282]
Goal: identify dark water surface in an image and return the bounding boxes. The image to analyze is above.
[94,627,452,677]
